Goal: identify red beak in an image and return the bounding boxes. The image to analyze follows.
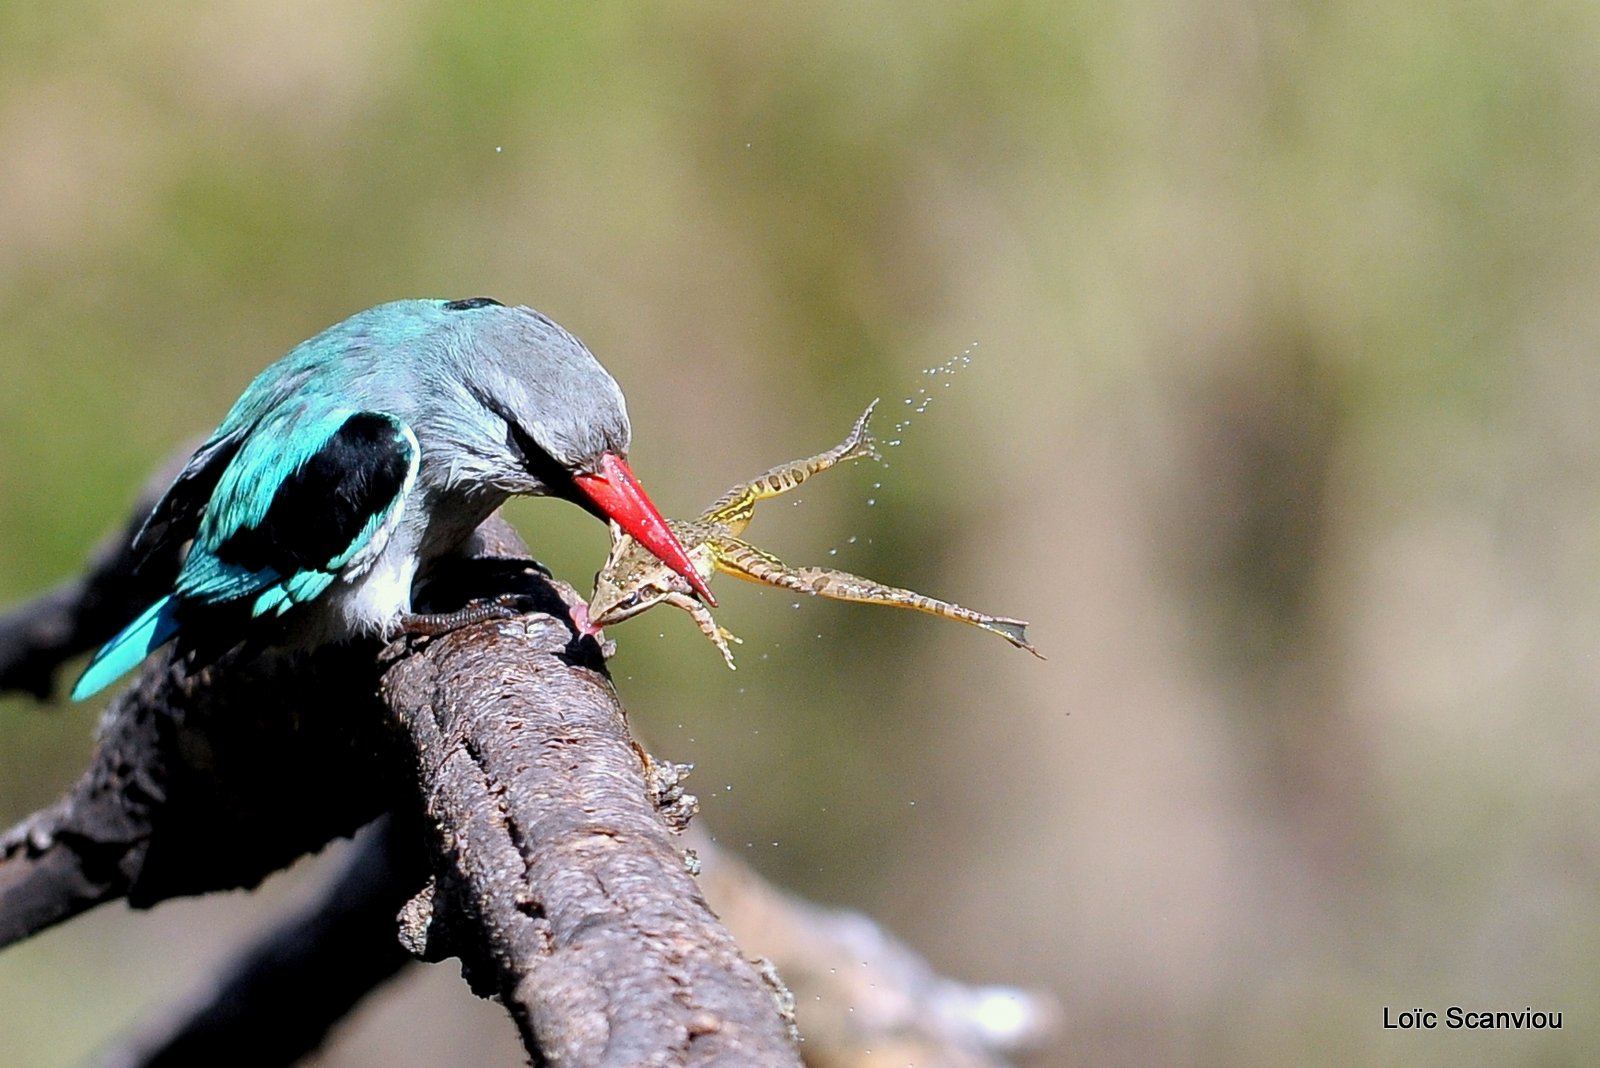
[573,452,716,606]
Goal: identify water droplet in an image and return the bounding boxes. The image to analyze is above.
[828,548,838,556]
[847,536,858,544]
[867,498,876,506]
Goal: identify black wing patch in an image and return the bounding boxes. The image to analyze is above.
[134,431,247,563]
[212,412,413,576]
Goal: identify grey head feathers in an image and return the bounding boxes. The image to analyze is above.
[206,298,631,501]
[370,299,632,497]
[444,302,631,472]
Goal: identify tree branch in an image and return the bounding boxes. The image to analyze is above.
[382,570,802,1065]
[0,636,397,948]
[93,816,421,1068]
[1,512,805,1065]
[1,470,1050,1066]
[0,454,190,700]
[692,830,1058,1066]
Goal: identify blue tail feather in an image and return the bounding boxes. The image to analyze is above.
[71,596,182,702]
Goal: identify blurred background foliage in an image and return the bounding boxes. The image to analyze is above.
[3,1,1599,1065]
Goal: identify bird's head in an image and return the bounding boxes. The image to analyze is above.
[432,297,715,606]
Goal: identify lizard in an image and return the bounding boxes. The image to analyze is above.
[575,400,1045,667]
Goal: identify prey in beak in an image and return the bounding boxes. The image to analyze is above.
[580,401,1045,668]
[572,452,717,607]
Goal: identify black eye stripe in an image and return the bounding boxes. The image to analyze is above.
[500,413,581,493]
[444,297,503,311]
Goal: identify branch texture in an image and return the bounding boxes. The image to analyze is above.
[383,593,802,1066]
[1,512,805,1066]
[2,474,1048,1066]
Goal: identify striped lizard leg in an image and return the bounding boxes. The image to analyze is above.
[656,591,745,669]
[699,400,881,535]
[709,537,1045,658]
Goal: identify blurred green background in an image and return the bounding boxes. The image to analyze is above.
[4,1,1599,1065]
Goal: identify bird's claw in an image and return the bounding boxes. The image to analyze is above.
[397,594,531,638]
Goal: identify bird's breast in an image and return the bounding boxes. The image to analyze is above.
[311,484,507,640]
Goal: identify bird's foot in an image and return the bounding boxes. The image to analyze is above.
[397,593,529,637]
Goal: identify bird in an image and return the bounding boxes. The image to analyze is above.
[70,296,714,701]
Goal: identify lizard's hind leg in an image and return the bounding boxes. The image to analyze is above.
[700,401,880,534]
[709,536,1044,658]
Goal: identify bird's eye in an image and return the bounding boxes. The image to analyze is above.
[503,419,570,486]
[619,591,644,610]
[444,297,503,311]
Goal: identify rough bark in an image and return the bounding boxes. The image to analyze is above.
[0,511,804,1066]
[383,606,798,1065]
[1,485,1053,1066]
